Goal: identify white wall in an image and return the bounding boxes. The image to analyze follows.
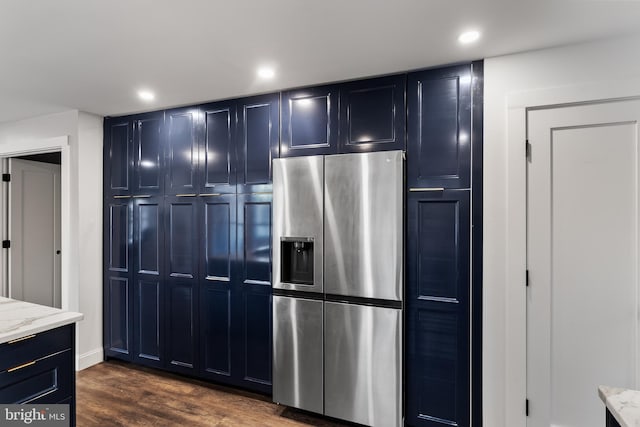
[0,110,103,370]
[484,33,640,426]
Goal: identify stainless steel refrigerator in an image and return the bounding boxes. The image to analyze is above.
[272,151,403,427]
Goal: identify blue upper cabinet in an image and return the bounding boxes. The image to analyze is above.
[281,85,339,157]
[407,64,472,189]
[165,107,201,195]
[104,117,133,196]
[339,75,406,153]
[133,112,164,195]
[200,100,237,194]
[237,94,279,193]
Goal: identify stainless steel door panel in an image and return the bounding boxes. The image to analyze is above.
[324,302,403,427]
[324,151,403,301]
[273,156,324,293]
[273,296,323,414]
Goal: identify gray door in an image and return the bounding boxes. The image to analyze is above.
[324,151,403,301]
[272,156,324,293]
[324,301,403,427]
[272,295,323,414]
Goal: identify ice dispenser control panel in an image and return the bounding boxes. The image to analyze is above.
[280,237,314,285]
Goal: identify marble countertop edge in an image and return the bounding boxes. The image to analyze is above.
[599,385,640,427]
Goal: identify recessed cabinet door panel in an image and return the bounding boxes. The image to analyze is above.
[136,279,162,364]
[166,282,196,372]
[165,197,198,279]
[237,94,279,193]
[166,107,200,195]
[406,191,470,427]
[408,64,471,189]
[281,85,338,157]
[104,117,132,196]
[133,112,164,195]
[106,276,131,357]
[237,193,273,392]
[339,75,406,153]
[201,101,236,194]
[135,199,162,275]
[107,200,131,273]
[199,194,236,381]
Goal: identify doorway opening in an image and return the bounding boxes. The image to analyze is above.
[2,150,62,308]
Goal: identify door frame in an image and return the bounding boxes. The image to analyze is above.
[504,78,640,427]
[0,136,73,312]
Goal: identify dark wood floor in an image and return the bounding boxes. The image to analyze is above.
[77,361,348,426]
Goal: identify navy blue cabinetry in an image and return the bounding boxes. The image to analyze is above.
[200,101,237,194]
[164,196,199,375]
[104,117,133,196]
[165,107,200,196]
[281,85,339,157]
[199,194,236,383]
[407,64,472,189]
[406,191,470,427]
[339,75,406,153]
[236,193,272,393]
[132,196,164,368]
[103,197,133,361]
[133,112,164,195]
[237,94,279,192]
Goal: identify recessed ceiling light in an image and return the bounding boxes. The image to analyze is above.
[257,67,275,79]
[458,30,481,44]
[137,90,155,102]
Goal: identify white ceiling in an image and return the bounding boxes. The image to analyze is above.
[1,0,640,123]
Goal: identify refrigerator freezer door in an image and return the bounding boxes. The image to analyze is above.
[324,151,403,301]
[273,156,324,293]
[272,295,324,414]
[324,301,403,427]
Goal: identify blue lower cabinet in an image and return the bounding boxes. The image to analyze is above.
[165,281,197,374]
[0,325,76,425]
[406,191,470,427]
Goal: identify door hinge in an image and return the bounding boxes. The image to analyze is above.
[526,398,529,416]
[526,140,531,160]
[2,240,10,249]
[526,269,529,287]
[2,173,10,182]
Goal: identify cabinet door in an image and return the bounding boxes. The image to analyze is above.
[103,198,133,360]
[199,194,236,383]
[133,112,164,195]
[281,85,339,157]
[165,107,200,195]
[104,117,133,196]
[407,64,472,189]
[237,94,279,193]
[339,75,406,153]
[200,101,236,194]
[236,193,272,393]
[164,196,199,373]
[405,190,470,427]
[133,197,164,368]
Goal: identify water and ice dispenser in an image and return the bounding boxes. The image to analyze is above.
[280,238,314,285]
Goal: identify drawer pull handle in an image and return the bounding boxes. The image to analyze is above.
[7,334,36,344]
[8,361,35,373]
[199,193,221,197]
[113,195,131,199]
[409,187,445,192]
[132,195,151,198]
[175,194,197,197]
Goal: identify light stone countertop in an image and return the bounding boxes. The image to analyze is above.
[0,297,83,344]
[599,385,640,427]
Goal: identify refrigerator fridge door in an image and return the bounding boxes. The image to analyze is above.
[324,301,403,427]
[324,151,403,301]
[272,295,324,414]
[273,156,324,293]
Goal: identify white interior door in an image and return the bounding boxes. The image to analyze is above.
[527,99,640,427]
[9,158,61,308]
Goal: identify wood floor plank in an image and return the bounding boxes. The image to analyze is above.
[76,361,349,427]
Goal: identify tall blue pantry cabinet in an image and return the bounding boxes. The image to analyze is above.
[103,62,483,426]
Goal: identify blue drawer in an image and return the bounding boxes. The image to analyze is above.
[0,325,72,372]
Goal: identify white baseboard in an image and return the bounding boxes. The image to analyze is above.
[77,347,103,371]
